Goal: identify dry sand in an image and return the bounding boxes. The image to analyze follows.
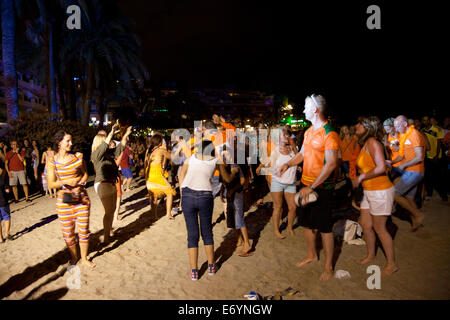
[1,176,449,300]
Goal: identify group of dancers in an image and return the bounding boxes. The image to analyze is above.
[36,93,435,282]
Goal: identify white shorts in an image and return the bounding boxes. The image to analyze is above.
[360,186,395,216]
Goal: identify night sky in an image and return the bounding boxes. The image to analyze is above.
[118,0,447,122]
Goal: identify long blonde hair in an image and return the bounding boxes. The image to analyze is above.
[91,134,107,154]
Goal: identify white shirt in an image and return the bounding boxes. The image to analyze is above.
[180,155,218,191]
[272,148,297,185]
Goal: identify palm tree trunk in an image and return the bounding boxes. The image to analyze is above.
[57,74,67,120]
[44,29,51,113]
[49,22,57,115]
[64,65,76,120]
[97,91,105,129]
[1,0,19,123]
[82,63,94,126]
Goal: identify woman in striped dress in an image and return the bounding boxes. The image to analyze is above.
[47,130,95,268]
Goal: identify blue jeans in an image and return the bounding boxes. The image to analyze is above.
[182,187,214,248]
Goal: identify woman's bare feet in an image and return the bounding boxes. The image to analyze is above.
[319,268,333,281]
[295,255,318,267]
[236,239,244,248]
[69,256,79,266]
[275,232,286,239]
[80,259,96,268]
[360,256,375,264]
[167,214,174,220]
[242,242,252,254]
[410,215,425,232]
[287,227,295,236]
[381,264,399,276]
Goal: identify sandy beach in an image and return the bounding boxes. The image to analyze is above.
[1,176,449,300]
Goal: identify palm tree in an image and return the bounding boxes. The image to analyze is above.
[61,0,148,126]
[1,0,19,123]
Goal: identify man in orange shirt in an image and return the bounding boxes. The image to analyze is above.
[391,115,426,232]
[279,94,338,281]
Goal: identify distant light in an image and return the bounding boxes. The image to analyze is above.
[73,77,79,81]
[91,117,96,122]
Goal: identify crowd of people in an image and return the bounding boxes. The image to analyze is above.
[1,95,449,284]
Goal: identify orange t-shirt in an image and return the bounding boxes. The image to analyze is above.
[400,127,425,173]
[222,122,236,145]
[339,136,356,161]
[301,122,339,189]
[356,148,393,191]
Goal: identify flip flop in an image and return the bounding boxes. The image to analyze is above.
[238,250,254,257]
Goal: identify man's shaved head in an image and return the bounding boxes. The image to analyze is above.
[395,115,408,123]
[394,115,408,134]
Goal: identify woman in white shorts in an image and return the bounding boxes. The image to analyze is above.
[352,116,399,276]
[269,127,298,239]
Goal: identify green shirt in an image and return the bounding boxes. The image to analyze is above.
[91,141,125,183]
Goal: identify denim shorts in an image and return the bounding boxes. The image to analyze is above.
[395,170,424,198]
[271,177,296,193]
[224,190,245,229]
[0,206,11,221]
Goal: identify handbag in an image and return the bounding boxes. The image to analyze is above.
[62,191,80,204]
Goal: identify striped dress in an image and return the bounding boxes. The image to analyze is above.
[48,152,90,247]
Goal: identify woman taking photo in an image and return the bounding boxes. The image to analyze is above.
[178,139,218,280]
[352,116,398,276]
[91,124,132,244]
[145,134,177,219]
[47,130,95,268]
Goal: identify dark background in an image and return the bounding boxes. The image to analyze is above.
[118,0,447,122]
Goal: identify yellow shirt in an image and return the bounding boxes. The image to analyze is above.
[423,125,444,159]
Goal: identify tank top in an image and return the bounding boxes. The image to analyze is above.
[180,155,218,191]
[356,148,392,191]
